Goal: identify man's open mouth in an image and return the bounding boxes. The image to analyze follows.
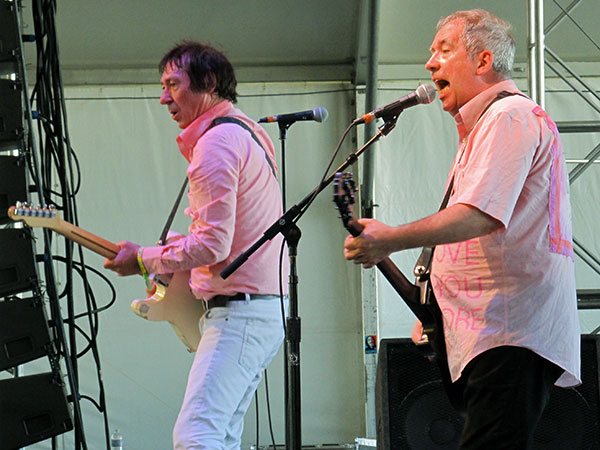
[436,80,450,94]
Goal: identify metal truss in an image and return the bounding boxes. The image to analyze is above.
[528,0,600,293]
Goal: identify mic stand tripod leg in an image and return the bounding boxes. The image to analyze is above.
[283,222,302,450]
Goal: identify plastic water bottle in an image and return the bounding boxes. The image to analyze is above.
[110,429,123,450]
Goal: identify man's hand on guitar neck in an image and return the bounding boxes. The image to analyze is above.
[344,205,504,269]
[343,218,397,268]
[103,240,142,277]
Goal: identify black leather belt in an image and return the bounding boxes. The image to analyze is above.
[208,293,278,308]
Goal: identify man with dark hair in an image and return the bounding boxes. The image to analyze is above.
[344,9,580,449]
[105,41,287,449]
[158,41,238,103]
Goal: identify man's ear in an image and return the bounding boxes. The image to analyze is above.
[204,73,217,94]
[476,50,494,76]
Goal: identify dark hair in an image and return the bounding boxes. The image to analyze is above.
[159,41,237,102]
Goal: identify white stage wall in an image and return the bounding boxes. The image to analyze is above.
[7,70,600,448]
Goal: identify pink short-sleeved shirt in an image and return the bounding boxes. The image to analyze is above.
[142,101,288,300]
[431,80,580,387]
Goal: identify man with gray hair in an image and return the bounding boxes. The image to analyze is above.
[344,9,580,449]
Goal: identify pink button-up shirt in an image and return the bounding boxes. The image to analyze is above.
[431,80,580,387]
[143,101,287,300]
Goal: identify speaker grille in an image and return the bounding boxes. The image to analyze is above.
[532,335,600,450]
[376,339,464,450]
[376,336,600,450]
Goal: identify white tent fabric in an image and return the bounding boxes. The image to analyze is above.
[35,82,363,449]
[10,74,600,448]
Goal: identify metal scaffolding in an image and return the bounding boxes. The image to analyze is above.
[528,0,600,294]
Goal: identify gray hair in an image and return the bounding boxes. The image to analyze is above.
[438,9,515,77]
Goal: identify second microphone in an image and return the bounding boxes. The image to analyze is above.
[259,106,329,124]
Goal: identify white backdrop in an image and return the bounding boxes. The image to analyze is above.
[12,82,365,449]
[6,71,600,449]
[368,75,600,341]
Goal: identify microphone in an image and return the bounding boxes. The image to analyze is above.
[354,84,437,125]
[259,106,328,124]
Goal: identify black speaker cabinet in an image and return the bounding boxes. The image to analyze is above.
[0,0,20,62]
[0,227,38,297]
[376,339,464,450]
[0,371,73,449]
[532,335,600,450]
[376,336,600,450]
[0,296,53,371]
[0,155,28,225]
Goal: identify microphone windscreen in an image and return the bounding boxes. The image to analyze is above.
[313,106,329,123]
[416,84,437,104]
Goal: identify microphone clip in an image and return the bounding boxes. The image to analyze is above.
[378,115,399,136]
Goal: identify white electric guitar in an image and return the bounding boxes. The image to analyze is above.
[8,202,204,352]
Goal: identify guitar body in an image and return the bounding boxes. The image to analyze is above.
[131,270,205,352]
[8,203,204,352]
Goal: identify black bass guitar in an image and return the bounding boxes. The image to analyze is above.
[333,172,447,361]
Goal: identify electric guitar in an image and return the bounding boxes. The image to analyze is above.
[332,173,447,360]
[8,202,204,352]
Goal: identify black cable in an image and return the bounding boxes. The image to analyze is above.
[264,370,278,450]
[254,390,260,448]
[29,3,87,448]
[27,1,114,448]
[294,121,356,224]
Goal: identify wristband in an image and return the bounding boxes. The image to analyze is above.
[137,247,152,290]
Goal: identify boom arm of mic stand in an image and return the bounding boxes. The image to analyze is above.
[220,117,398,280]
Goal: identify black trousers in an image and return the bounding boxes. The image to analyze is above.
[454,346,562,450]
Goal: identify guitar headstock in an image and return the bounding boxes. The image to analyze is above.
[333,172,357,231]
[8,202,62,231]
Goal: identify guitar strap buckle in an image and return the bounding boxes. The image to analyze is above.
[414,246,433,306]
[416,274,431,306]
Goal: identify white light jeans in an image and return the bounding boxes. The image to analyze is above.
[173,295,286,450]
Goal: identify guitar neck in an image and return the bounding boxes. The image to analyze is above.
[346,219,425,313]
[376,258,419,299]
[54,220,119,259]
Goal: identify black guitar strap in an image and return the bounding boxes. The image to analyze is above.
[212,116,277,179]
[413,177,454,282]
[414,90,528,409]
[157,116,275,246]
[157,176,188,246]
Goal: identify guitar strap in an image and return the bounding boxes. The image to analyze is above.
[212,116,277,179]
[157,116,275,245]
[413,90,528,409]
[157,176,188,246]
[413,90,525,285]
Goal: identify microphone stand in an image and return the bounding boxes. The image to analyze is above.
[278,119,294,450]
[221,116,399,450]
[278,120,293,210]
